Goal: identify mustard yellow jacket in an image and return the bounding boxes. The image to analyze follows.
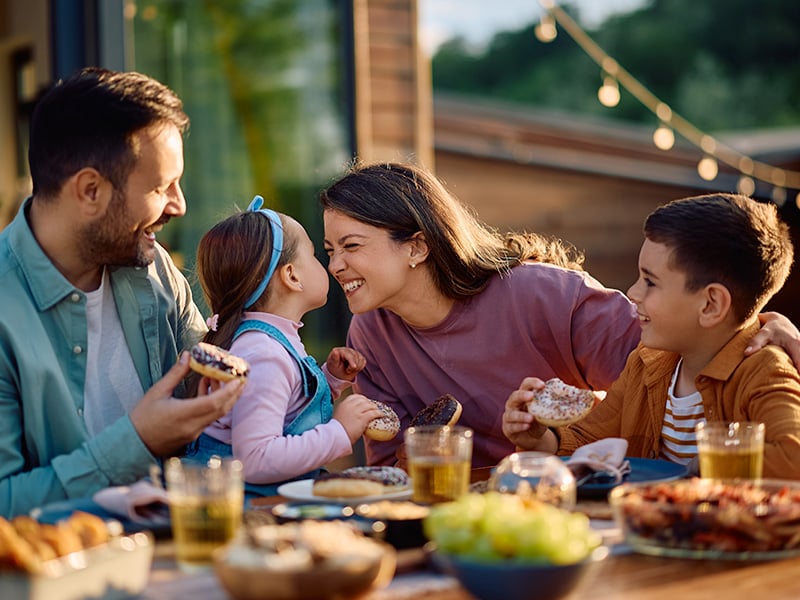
[558,321,800,479]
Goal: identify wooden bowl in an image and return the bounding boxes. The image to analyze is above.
[213,527,396,600]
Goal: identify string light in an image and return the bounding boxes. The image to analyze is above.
[597,74,620,107]
[697,156,719,181]
[536,1,800,201]
[535,13,557,42]
[653,123,675,151]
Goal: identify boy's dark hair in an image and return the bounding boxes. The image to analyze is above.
[29,67,189,199]
[644,193,793,323]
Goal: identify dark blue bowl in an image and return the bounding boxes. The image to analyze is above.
[430,546,608,600]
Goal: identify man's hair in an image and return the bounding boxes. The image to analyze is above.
[644,193,793,323]
[28,67,189,199]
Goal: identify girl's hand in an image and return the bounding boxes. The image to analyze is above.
[332,393,383,444]
[326,347,366,381]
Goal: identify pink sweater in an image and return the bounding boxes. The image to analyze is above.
[349,262,641,467]
[204,313,352,484]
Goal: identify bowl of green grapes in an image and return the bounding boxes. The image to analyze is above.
[424,492,606,600]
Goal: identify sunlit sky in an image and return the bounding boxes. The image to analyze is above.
[419,0,647,55]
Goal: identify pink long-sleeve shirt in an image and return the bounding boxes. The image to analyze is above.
[204,313,353,484]
[349,262,641,468]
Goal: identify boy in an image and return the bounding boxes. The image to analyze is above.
[502,193,800,478]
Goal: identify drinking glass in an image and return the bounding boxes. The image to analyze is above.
[165,455,244,572]
[488,451,576,510]
[405,425,473,504]
[695,421,764,479]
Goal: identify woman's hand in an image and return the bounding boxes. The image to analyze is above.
[745,312,800,365]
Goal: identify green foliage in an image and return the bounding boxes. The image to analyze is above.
[431,0,800,130]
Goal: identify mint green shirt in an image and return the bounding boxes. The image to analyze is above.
[0,200,206,517]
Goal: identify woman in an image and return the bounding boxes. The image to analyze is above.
[320,162,798,468]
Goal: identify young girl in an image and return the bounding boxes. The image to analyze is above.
[185,196,383,497]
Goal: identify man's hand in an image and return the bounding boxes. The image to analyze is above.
[746,312,800,366]
[129,352,244,456]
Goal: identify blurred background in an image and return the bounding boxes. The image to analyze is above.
[1,0,799,354]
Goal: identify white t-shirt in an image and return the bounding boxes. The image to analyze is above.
[660,360,704,465]
[83,269,145,436]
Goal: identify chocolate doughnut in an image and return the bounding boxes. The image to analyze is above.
[365,400,400,441]
[312,466,410,498]
[189,342,250,382]
[410,394,462,427]
[526,378,595,427]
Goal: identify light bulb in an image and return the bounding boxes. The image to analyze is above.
[737,176,755,196]
[535,15,557,42]
[653,125,675,151]
[597,77,620,107]
[697,156,718,181]
[772,187,787,207]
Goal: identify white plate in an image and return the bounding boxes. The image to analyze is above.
[277,479,412,504]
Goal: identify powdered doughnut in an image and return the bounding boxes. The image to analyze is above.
[189,342,250,382]
[365,400,400,441]
[410,394,462,427]
[527,378,595,427]
[312,466,410,498]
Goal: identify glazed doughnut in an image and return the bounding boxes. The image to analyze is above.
[410,394,463,427]
[365,400,400,441]
[527,378,596,427]
[312,466,410,498]
[189,342,250,382]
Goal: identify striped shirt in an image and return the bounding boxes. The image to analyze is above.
[660,361,705,465]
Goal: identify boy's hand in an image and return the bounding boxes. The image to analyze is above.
[502,377,550,450]
[326,347,366,381]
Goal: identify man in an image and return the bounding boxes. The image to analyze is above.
[0,67,242,517]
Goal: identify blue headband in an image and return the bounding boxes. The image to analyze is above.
[244,195,284,309]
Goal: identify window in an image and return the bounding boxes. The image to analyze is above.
[130,0,355,350]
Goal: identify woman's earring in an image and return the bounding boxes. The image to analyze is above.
[410,262,416,269]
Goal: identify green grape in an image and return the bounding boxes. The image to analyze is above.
[425,491,602,565]
[469,535,504,562]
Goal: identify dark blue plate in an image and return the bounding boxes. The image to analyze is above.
[561,457,688,499]
[30,497,173,538]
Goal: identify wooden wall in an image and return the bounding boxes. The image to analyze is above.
[353,0,433,167]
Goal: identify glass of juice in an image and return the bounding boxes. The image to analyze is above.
[165,455,244,572]
[695,421,765,479]
[405,425,473,504]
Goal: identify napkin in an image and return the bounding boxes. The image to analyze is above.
[566,438,631,485]
[93,479,171,525]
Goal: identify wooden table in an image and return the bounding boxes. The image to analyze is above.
[141,538,800,600]
[139,469,800,600]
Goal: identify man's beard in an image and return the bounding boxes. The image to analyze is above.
[78,188,162,268]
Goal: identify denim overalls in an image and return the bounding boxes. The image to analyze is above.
[185,320,333,498]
